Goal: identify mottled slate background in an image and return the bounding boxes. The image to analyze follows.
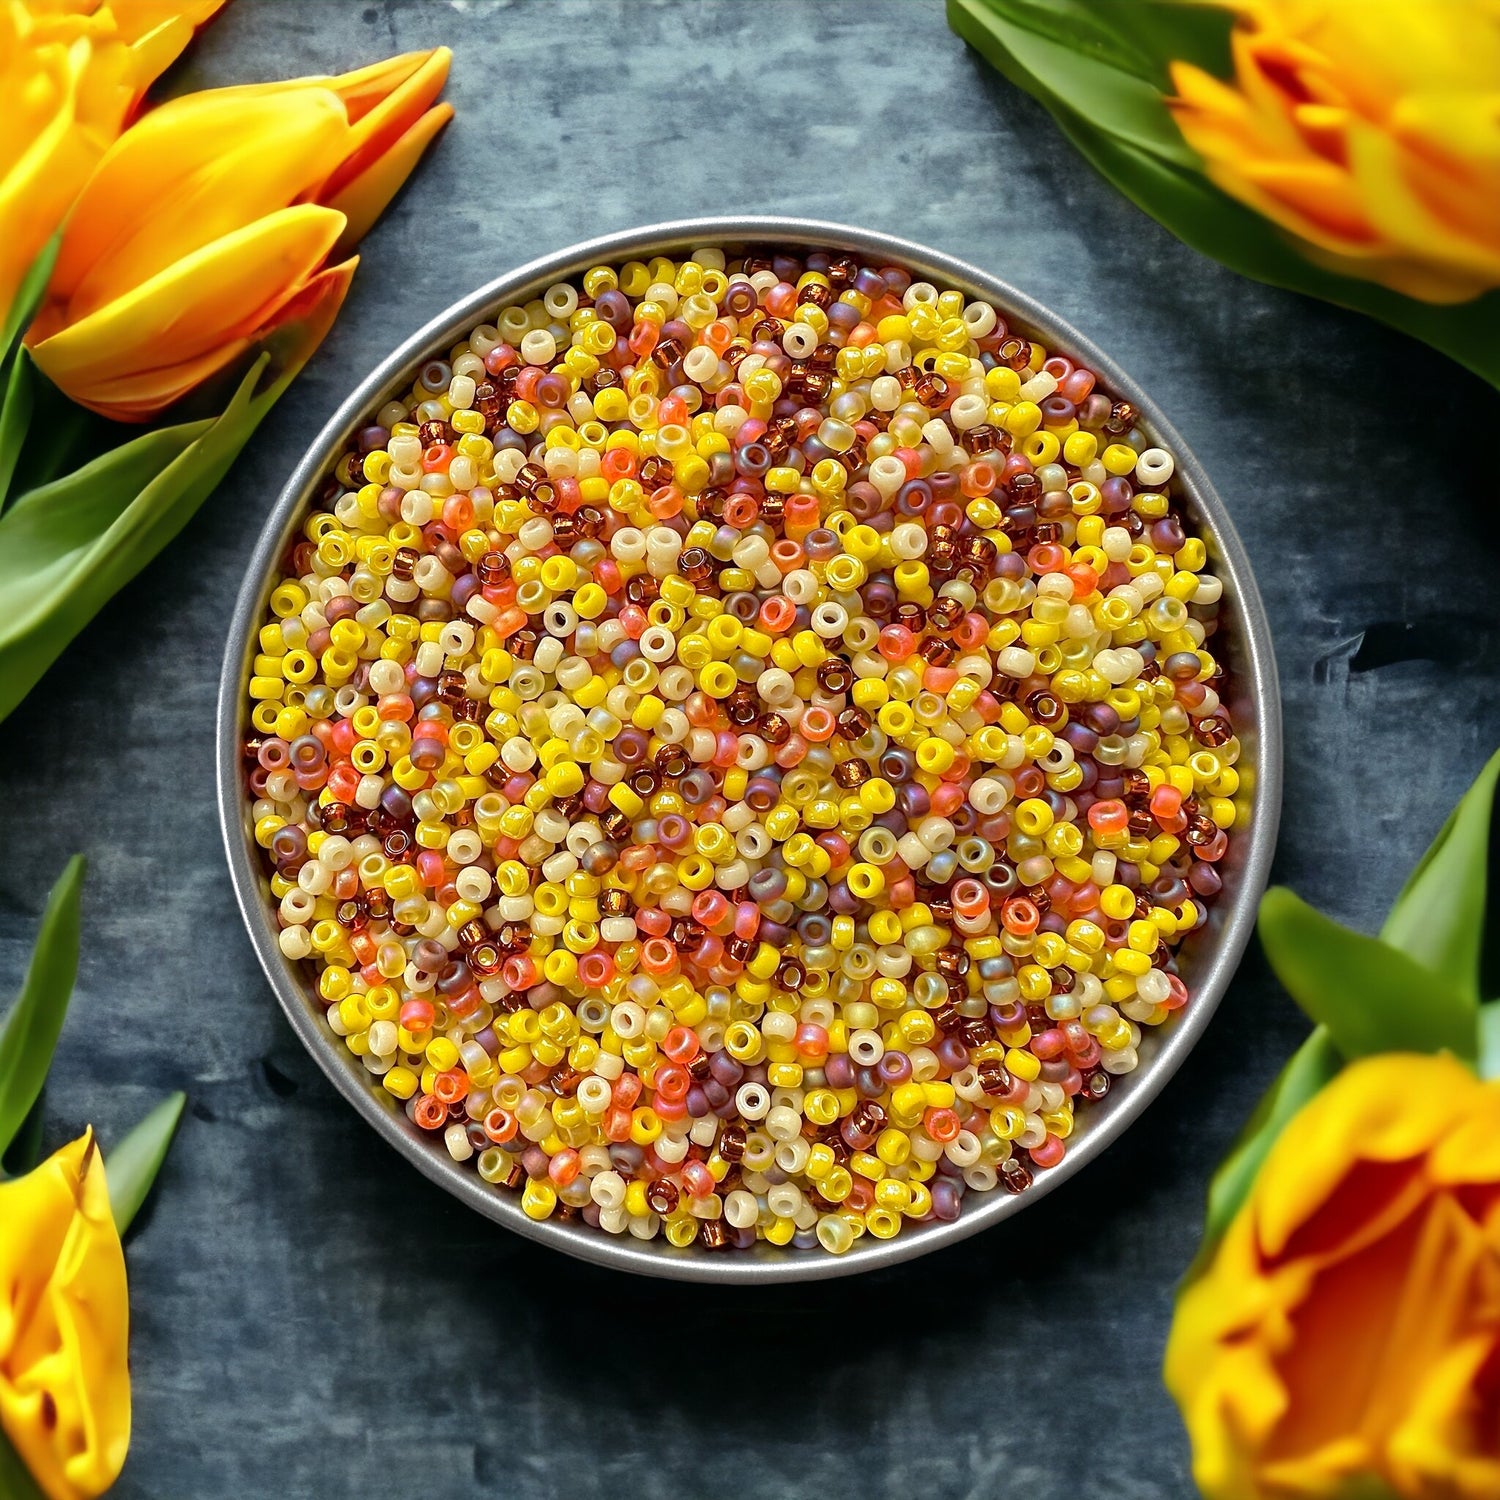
[3,1,1498,1495]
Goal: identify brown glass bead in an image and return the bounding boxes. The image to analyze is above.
[929,542,959,577]
[758,712,791,746]
[931,1002,961,1034]
[719,1124,747,1162]
[834,706,871,741]
[1049,966,1076,994]
[1185,814,1219,847]
[1195,714,1234,747]
[457,919,489,950]
[726,686,759,726]
[776,957,806,991]
[391,546,419,581]
[833,756,869,788]
[758,493,786,524]
[724,934,753,963]
[895,602,926,634]
[651,337,685,369]
[911,371,949,409]
[919,637,954,666]
[599,888,632,918]
[418,419,451,446]
[798,281,832,310]
[959,1018,992,1048]
[320,802,354,834]
[965,536,998,572]
[677,546,714,585]
[1123,768,1151,803]
[600,810,633,842]
[549,1065,582,1097]
[646,1179,679,1215]
[476,552,511,587]
[1001,1156,1033,1193]
[999,337,1032,371]
[928,597,964,633]
[364,887,391,923]
[978,1059,1014,1097]
[509,628,539,662]
[655,744,689,777]
[698,1220,726,1250]
[1025,690,1065,728]
[1084,1070,1111,1102]
[629,765,661,796]
[335,897,367,930]
[1104,400,1137,435]
[849,1101,886,1136]
[934,945,970,977]
[467,942,502,977]
[750,317,783,344]
[1127,808,1156,838]
[625,574,660,605]
[383,829,412,860]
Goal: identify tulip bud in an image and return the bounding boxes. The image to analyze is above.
[27,46,452,420]
[0,0,223,342]
[1169,0,1500,304]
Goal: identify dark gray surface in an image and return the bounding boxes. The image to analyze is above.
[2,2,1496,1496]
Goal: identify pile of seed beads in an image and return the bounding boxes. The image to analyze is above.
[243,246,1240,1255]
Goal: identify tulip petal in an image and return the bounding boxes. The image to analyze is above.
[326,103,453,253]
[0,23,133,354]
[106,0,227,46]
[317,46,452,203]
[328,47,451,124]
[44,88,352,322]
[1251,1053,1477,1261]
[0,1131,130,1500]
[30,204,345,415]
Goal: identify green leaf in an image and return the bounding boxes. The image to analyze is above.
[1,1089,46,1179]
[0,233,59,365]
[1479,1005,1500,1081]
[1381,749,1500,1006]
[0,351,33,513]
[0,856,84,1157]
[948,0,1500,391]
[108,1091,186,1234]
[950,0,1198,167]
[0,342,294,725]
[0,1422,49,1500]
[1188,1026,1342,1277]
[1259,886,1477,1062]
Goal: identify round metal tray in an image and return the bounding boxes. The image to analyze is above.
[218,217,1282,1282]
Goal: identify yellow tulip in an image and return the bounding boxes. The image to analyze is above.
[1169,0,1500,304]
[27,46,453,420]
[0,1131,130,1500]
[1166,1053,1500,1500]
[0,0,221,344]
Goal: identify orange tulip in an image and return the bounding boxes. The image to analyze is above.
[1169,0,1500,304]
[27,46,452,420]
[1166,1053,1500,1500]
[0,1131,130,1500]
[0,0,221,344]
